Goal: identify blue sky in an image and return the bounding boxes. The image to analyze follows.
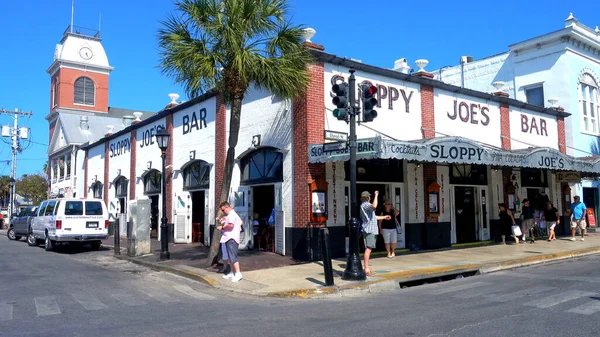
[0,0,599,177]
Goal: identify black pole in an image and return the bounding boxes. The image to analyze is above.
[160,152,170,260]
[342,68,366,281]
[114,219,120,255]
[319,228,334,286]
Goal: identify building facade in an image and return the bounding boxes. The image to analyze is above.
[73,35,600,260]
[431,14,600,223]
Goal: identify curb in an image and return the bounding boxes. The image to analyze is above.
[108,245,600,299]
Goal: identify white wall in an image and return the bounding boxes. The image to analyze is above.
[437,165,451,222]
[326,161,347,227]
[324,63,422,141]
[434,90,502,147]
[87,144,104,198]
[134,119,167,200]
[75,148,86,197]
[405,163,424,223]
[510,107,559,150]
[107,133,131,189]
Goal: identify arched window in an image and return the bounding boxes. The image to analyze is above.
[240,147,283,185]
[143,169,162,195]
[91,181,103,199]
[74,76,95,106]
[580,73,599,134]
[114,176,128,198]
[182,160,211,191]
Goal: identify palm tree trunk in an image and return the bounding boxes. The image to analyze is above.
[206,94,244,266]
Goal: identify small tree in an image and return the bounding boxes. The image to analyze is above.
[158,0,312,264]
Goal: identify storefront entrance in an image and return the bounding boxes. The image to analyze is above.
[252,185,275,250]
[454,186,477,244]
[150,195,159,238]
[191,190,205,243]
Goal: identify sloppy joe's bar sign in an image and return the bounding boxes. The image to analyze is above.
[308,137,600,173]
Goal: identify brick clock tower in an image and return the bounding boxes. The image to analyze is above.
[47,27,113,117]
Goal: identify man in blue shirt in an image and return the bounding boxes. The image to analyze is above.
[570,195,588,241]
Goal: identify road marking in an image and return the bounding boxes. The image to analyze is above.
[567,300,600,315]
[488,286,555,303]
[111,292,147,306]
[173,285,215,300]
[430,282,491,295]
[34,296,61,316]
[524,290,596,309]
[137,287,180,304]
[72,292,108,311]
[0,303,13,321]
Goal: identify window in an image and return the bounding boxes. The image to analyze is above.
[54,200,61,215]
[37,202,48,216]
[143,169,162,195]
[91,181,103,199]
[450,164,488,185]
[115,177,128,198]
[74,77,95,105]
[85,201,103,215]
[240,147,283,185]
[53,80,59,107]
[581,74,599,134]
[64,201,83,215]
[182,160,211,191]
[44,201,57,216]
[525,85,544,107]
[66,156,71,178]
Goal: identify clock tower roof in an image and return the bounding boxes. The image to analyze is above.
[47,25,113,76]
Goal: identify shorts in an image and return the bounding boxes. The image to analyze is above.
[221,242,229,261]
[547,221,557,230]
[224,239,240,263]
[571,219,586,230]
[381,229,398,244]
[363,233,377,249]
[523,219,535,230]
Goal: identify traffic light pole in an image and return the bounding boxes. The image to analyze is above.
[342,69,366,281]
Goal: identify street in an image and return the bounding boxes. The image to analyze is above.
[2,233,600,337]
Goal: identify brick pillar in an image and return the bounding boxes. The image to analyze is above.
[557,116,566,154]
[500,103,511,150]
[423,163,438,223]
[214,94,227,209]
[293,62,325,228]
[84,150,88,198]
[104,143,109,206]
[129,131,137,200]
[166,114,174,224]
[420,84,435,139]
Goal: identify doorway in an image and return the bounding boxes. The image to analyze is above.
[356,183,388,214]
[253,185,275,250]
[454,186,476,244]
[150,195,159,238]
[191,191,205,243]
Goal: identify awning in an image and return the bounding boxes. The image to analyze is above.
[308,136,600,173]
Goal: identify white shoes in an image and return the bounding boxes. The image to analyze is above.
[570,237,576,241]
[222,273,234,279]
[231,273,243,282]
[581,238,585,241]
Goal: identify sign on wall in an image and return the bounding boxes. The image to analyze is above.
[510,107,558,150]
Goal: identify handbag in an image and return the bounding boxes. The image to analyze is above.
[395,217,402,234]
[511,225,522,237]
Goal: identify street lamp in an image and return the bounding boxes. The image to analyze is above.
[155,127,170,260]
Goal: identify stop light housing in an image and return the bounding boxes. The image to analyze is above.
[332,82,349,121]
[362,84,378,122]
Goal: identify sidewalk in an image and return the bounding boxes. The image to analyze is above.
[103,234,600,298]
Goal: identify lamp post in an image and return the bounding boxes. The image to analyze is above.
[155,128,170,260]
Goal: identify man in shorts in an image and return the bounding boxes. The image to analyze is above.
[217,201,244,282]
[570,195,587,241]
[520,199,537,243]
[360,191,391,277]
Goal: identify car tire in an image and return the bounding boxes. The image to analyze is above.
[44,233,54,252]
[90,242,101,251]
[7,228,17,240]
[27,232,38,247]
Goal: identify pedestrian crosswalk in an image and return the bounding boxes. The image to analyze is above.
[427,279,600,316]
[0,284,214,322]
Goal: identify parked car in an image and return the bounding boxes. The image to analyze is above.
[29,198,109,251]
[6,206,38,241]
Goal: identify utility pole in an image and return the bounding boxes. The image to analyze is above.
[0,108,32,220]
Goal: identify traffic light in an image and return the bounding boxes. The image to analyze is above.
[332,82,349,121]
[361,84,378,122]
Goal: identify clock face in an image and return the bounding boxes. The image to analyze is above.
[79,47,93,60]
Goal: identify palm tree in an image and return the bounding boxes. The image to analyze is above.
[158,0,312,264]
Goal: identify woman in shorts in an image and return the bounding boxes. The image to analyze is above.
[378,201,400,258]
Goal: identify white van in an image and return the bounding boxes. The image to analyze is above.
[29,198,109,251]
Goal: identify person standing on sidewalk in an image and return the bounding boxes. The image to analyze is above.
[569,196,587,241]
[360,191,391,277]
[520,199,536,243]
[542,201,560,242]
[378,201,400,258]
[499,203,519,244]
[217,201,243,282]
